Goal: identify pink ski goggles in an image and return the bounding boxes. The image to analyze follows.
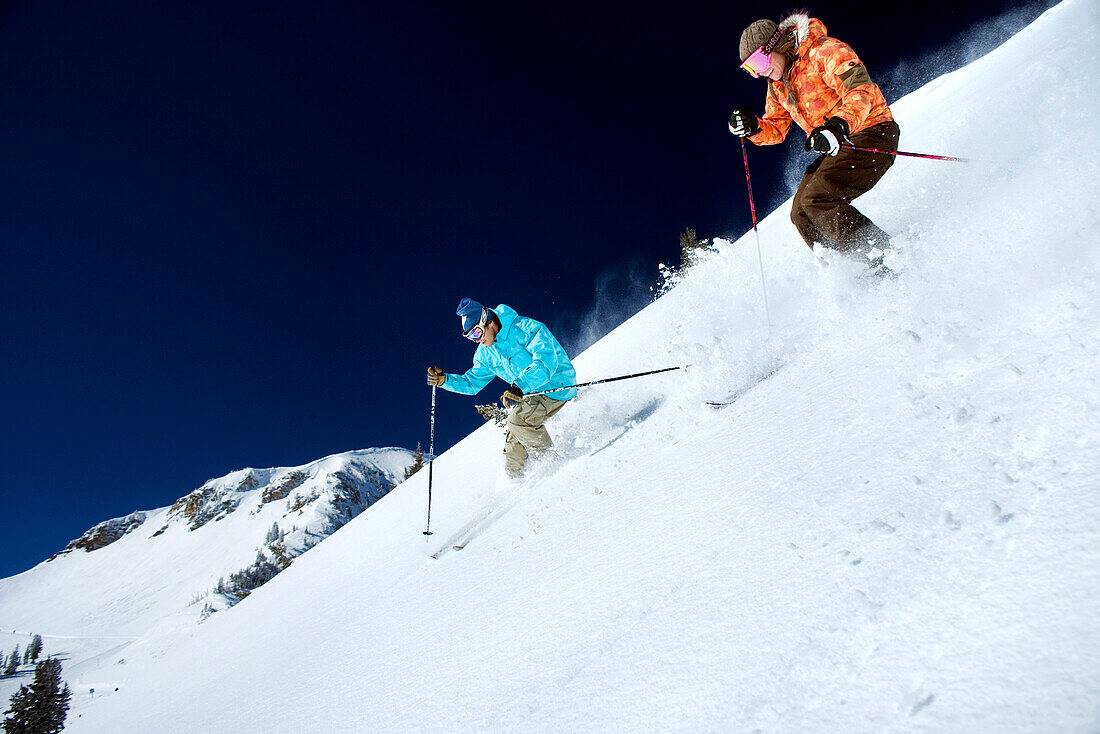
[740,27,785,78]
[740,47,772,78]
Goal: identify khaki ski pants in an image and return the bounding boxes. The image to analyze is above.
[504,394,567,477]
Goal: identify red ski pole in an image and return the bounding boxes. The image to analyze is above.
[842,144,968,163]
[740,137,772,328]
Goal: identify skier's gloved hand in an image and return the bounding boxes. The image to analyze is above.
[805,117,850,156]
[427,366,445,387]
[728,106,761,137]
[501,384,523,409]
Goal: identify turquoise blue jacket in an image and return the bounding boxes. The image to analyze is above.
[443,304,577,401]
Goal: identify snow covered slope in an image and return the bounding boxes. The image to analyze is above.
[40,0,1100,730]
[0,447,412,705]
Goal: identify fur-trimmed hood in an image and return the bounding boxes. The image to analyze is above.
[778,13,826,55]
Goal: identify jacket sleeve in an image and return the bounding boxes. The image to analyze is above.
[748,84,793,146]
[515,321,561,390]
[817,38,876,132]
[442,349,496,396]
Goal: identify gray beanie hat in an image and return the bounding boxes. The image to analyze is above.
[739,19,779,61]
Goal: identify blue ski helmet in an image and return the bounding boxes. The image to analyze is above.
[456,298,486,333]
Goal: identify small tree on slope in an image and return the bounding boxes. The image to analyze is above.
[2,657,71,734]
[2,649,18,678]
[403,444,425,479]
[23,638,42,666]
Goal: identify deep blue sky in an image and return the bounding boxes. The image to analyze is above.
[0,0,1050,577]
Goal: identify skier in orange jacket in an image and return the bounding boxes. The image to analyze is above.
[729,14,900,274]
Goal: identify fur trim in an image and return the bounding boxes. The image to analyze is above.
[779,12,811,45]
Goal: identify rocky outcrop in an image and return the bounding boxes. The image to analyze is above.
[316,468,394,533]
[48,511,148,560]
[47,450,411,573]
[169,471,261,531]
[261,470,309,505]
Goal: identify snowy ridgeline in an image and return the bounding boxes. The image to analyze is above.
[7,0,1100,731]
[0,447,415,722]
[0,448,413,638]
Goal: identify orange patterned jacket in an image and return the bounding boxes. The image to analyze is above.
[749,14,893,145]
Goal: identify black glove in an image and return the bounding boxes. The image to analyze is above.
[727,106,761,137]
[501,384,523,408]
[427,366,445,387]
[805,117,850,156]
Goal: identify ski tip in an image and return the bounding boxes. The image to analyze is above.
[429,544,466,560]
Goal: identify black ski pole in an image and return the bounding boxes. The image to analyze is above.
[423,384,436,536]
[524,365,684,397]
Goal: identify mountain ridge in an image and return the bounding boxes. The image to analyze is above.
[0,447,413,647]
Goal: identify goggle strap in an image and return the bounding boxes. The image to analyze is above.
[761,27,785,54]
[740,28,786,78]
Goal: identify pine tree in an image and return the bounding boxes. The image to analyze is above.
[216,550,282,604]
[265,522,282,545]
[680,227,704,269]
[3,649,19,677]
[268,540,293,570]
[475,404,508,427]
[2,657,71,733]
[403,444,425,480]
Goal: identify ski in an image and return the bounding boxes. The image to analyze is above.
[429,481,534,559]
[428,404,658,559]
[704,364,784,408]
[705,386,753,408]
[430,504,497,559]
[705,398,742,408]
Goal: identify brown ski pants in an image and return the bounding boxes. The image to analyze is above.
[790,121,901,253]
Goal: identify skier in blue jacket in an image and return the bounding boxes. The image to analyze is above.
[427,298,577,478]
